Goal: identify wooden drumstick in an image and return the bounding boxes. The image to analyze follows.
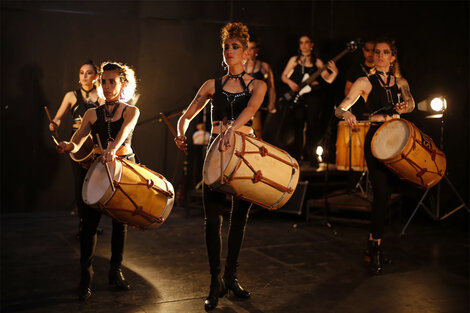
[44,106,59,138]
[95,133,116,192]
[220,123,224,184]
[51,135,59,146]
[160,112,188,156]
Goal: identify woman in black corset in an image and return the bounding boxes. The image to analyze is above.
[335,39,415,274]
[49,60,103,229]
[57,61,139,300]
[281,34,338,166]
[244,34,276,138]
[174,22,267,311]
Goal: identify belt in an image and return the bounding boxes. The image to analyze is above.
[93,144,133,156]
[211,121,253,135]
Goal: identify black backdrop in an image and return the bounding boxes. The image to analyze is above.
[1,1,468,212]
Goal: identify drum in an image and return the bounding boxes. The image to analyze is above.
[336,121,370,171]
[203,131,299,210]
[371,119,446,189]
[82,158,174,230]
[69,129,94,163]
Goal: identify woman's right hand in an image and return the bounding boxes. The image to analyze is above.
[56,141,73,154]
[49,121,58,132]
[343,111,358,127]
[288,80,299,92]
[174,136,188,153]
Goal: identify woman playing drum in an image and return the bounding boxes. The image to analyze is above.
[335,39,415,274]
[57,61,139,300]
[48,60,103,236]
[174,22,266,311]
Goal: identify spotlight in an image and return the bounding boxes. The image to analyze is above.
[430,97,447,112]
[316,145,323,163]
[417,95,447,119]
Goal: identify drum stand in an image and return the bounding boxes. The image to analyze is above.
[401,174,469,235]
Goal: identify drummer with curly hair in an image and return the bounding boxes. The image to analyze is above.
[174,22,267,311]
[57,61,139,301]
[335,38,415,274]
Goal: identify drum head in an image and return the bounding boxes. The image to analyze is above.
[82,159,122,205]
[372,119,409,160]
[203,133,236,185]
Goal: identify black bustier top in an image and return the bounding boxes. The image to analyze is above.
[91,105,133,149]
[71,89,99,120]
[247,60,265,81]
[211,76,256,126]
[366,74,400,116]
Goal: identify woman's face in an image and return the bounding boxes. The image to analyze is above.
[79,64,97,86]
[223,38,246,67]
[373,42,396,69]
[299,36,314,55]
[100,70,125,101]
[246,41,259,60]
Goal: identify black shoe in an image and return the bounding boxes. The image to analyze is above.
[204,276,227,311]
[109,268,131,291]
[78,271,92,301]
[367,241,385,275]
[364,240,392,265]
[78,285,91,301]
[223,277,250,299]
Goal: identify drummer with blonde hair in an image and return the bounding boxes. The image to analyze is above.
[57,61,139,301]
[335,38,415,275]
[174,22,266,311]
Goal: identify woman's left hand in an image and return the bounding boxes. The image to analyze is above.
[327,61,338,74]
[218,127,233,151]
[394,101,409,114]
[101,148,117,163]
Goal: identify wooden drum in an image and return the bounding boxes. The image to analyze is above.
[336,121,370,171]
[203,131,299,210]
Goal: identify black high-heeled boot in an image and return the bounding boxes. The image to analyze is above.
[223,266,250,299]
[109,267,131,291]
[204,275,227,311]
[369,241,383,275]
[78,269,92,301]
[364,240,392,265]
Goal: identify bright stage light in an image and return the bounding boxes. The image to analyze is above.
[316,146,324,156]
[430,97,447,112]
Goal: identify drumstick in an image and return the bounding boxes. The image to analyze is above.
[51,135,59,146]
[44,106,59,138]
[159,112,188,156]
[220,123,224,184]
[95,133,116,192]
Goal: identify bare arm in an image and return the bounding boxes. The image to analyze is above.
[395,78,415,114]
[262,62,277,112]
[49,91,76,131]
[317,58,338,84]
[281,57,300,91]
[57,108,96,153]
[335,77,371,126]
[174,80,214,152]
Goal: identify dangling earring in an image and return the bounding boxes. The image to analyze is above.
[243,59,247,65]
[221,60,227,70]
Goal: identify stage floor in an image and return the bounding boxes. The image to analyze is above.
[1,207,468,313]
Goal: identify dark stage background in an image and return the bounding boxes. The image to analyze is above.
[1,1,468,213]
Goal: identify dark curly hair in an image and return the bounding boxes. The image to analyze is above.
[97,61,137,102]
[221,22,250,50]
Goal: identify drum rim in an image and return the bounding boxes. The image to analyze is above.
[371,119,411,161]
[70,131,94,162]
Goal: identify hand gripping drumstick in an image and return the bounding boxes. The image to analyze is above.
[44,106,59,138]
[51,135,59,146]
[159,112,188,156]
[95,133,116,192]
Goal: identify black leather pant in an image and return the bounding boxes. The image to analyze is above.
[364,125,397,239]
[202,184,252,277]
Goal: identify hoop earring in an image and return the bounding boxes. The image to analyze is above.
[221,60,227,70]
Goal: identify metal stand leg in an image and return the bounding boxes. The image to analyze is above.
[401,174,469,235]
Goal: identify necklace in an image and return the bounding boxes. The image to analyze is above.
[375,71,391,87]
[300,54,311,75]
[227,71,245,79]
[104,101,120,119]
[81,86,95,98]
